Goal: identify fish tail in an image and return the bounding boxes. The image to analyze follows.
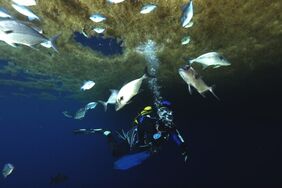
[188,59,194,65]
[49,34,60,53]
[98,100,108,112]
[209,85,220,101]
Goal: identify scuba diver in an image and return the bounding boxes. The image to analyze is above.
[73,100,188,170]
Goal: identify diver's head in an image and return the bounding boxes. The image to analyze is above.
[157,100,173,125]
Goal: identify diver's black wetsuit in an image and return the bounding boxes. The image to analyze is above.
[134,111,188,156]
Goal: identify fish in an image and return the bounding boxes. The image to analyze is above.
[85,102,98,110]
[181,36,191,45]
[62,111,72,118]
[12,0,37,6]
[2,163,14,178]
[0,18,59,51]
[11,3,39,21]
[107,0,125,4]
[178,65,219,99]
[181,0,193,28]
[140,4,157,14]
[116,74,147,111]
[98,89,119,111]
[73,102,97,120]
[0,8,12,18]
[74,107,86,120]
[189,52,230,69]
[80,80,95,91]
[81,29,89,38]
[184,21,193,28]
[93,27,105,34]
[89,14,106,23]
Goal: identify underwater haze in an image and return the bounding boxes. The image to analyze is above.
[0,0,282,187]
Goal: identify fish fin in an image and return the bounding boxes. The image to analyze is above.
[28,44,39,51]
[202,64,208,70]
[213,65,220,69]
[189,59,195,65]
[209,85,220,101]
[98,100,108,112]
[28,16,38,21]
[200,93,206,98]
[49,34,61,53]
[4,30,13,34]
[188,84,192,95]
[5,41,17,48]
[110,89,118,94]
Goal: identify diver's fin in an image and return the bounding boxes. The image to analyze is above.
[98,100,108,112]
[49,34,60,53]
[209,85,220,101]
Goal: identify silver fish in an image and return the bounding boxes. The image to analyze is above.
[93,27,105,34]
[0,18,59,51]
[116,74,147,111]
[181,36,191,45]
[2,163,14,178]
[85,102,97,110]
[12,0,36,6]
[107,0,125,4]
[12,3,39,21]
[181,0,193,28]
[140,4,157,14]
[98,89,119,111]
[190,52,231,69]
[74,107,86,120]
[80,80,95,91]
[0,8,12,18]
[89,14,106,23]
[178,65,219,99]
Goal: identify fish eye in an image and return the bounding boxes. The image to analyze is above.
[219,55,224,60]
[120,96,124,101]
